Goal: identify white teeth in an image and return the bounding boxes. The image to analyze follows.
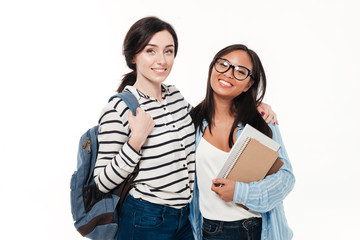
[219,80,231,86]
[153,69,165,73]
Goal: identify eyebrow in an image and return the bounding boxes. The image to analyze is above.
[146,44,174,48]
[221,58,251,69]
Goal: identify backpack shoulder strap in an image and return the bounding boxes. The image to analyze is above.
[85,125,99,185]
[108,91,140,116]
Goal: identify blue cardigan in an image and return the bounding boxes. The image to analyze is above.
[189,121,295,240]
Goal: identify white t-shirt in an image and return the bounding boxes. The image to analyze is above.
[196,137,261,221]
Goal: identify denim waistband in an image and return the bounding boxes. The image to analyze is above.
[203,217,262,229]
[124,193,190,216]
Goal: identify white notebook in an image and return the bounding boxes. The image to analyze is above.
[216,124,281,180]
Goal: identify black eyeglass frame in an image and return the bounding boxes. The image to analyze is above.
[214,58,253,81]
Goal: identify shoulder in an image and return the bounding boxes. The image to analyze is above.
[98,96,130,122]
[164,84,183,97]
[195,121,208,140]
[164,84,193,109]
[268,122,285,146]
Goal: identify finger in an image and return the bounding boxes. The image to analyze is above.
[266,112,277,125]
[212,178,228,186]
[257,105,265,116]
[259,105,270,120]
[212,178,220,184]
[211,182,225,194]
[264,114,272,124]
[128,109,134,118]
[135,107,143,115]
[211,183,219,192]
[137,108,149,119]
[133,107,140,117]
[274,114,279,125]
[263,111,270,123]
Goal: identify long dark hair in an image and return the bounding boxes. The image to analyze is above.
[117,16,178,92]
[190,44,272,148]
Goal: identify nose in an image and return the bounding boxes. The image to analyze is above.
[223,66,234,79]
[156,53,166,66]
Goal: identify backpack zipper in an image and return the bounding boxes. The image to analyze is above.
[82,137,91,153]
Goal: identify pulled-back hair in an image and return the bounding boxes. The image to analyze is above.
[117,16,178,92]
[191,44,272,147]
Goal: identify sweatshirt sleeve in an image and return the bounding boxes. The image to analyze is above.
[93,98,142,193]
[232,124,295,213]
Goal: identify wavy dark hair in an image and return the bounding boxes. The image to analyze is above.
[190,44,272,148]
[117,16,178,92]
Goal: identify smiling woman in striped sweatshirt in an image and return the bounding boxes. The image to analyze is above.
[93,16,196,240]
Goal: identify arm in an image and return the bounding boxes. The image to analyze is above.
[212,124,295,212]
[94,100,154,193]
[233,124,294,212]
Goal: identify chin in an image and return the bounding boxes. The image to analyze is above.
[150,77,167,84]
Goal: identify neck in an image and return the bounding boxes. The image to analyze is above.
[134,80,163,102]
[212,93,235,124]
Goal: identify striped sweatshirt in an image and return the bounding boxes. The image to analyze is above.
[94,84,196,208]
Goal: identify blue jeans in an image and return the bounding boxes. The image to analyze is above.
[202,217,262,240]
[116,194,194,240]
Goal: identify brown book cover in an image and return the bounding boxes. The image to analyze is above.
[267,157,284,176]
[226,138,281,183]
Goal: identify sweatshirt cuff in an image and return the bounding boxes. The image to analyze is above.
[116,141,141,171]
[233,181,250,204]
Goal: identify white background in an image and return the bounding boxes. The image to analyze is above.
[1,0,359,239]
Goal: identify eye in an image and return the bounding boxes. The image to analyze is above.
[235,66,249,77]
[236,69,246,75]
[217,59,229,68]
[146,49,155,54]
[220,62,228,67]
[165,49,174,55]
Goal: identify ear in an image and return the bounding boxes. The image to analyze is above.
[131,54,138,65]
[243,80,254,92]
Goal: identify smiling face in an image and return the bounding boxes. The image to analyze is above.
[210,50,254,100]
[133,30,175,86]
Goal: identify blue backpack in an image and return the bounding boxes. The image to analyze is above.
[70,91,139,240]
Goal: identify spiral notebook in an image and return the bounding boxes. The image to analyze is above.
[216,124,283,183]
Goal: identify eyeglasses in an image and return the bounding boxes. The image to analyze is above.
[214,58,253,81]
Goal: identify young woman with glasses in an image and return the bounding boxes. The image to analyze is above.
[189,44,295,240]
[93,16,278,240]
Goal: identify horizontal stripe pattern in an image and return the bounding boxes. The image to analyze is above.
[94,84,196,208]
